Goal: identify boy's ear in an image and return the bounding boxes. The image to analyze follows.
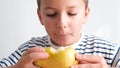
[85,7,90,17]
[83,6,90,24]
[37,8,44,25]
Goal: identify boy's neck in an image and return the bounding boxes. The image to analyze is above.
[48,33,83,49]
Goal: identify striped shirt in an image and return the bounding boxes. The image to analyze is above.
[0,35,120,67]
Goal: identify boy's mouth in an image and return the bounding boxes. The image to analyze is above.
[54,33,71,37]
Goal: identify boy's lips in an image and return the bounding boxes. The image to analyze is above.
[54,33,71,37]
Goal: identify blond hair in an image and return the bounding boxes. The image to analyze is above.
[37,0,89,9]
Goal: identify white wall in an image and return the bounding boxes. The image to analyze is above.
[0,0,47,59]
[0,0,120,59]
[83,0,120,43]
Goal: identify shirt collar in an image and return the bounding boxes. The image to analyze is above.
[47,33,84,49]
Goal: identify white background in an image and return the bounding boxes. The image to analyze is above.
[0,0,120,59]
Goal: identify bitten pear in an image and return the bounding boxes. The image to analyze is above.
[34,46,78,68]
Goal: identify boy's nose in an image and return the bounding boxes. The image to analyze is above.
[57,13,69,29]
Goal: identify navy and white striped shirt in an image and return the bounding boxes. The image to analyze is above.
[0,35,120,67]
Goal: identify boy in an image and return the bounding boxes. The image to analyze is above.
[0,0,120,68]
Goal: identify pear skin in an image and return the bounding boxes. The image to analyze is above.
[34,46,78,68]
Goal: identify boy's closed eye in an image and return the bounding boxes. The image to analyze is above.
[46,13,77,17]
[47,13,57,17]
[68,12,77,16]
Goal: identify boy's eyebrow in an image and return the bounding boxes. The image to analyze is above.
[44,6,79,9]
[68,6,76,8]
[67,6,81,9]
[43,6,80,11]
[44,7,56,10]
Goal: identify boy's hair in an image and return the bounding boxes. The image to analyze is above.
[37,0,89,9]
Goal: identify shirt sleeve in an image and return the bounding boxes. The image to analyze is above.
[0,41,35,67]
[0,49,22,67]
[111,45,120,67]
[0,36,48,67]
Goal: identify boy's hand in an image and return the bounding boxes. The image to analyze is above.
[14,47,49,68]
[71,54,110,68]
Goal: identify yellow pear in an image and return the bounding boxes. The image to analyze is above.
[34,46,78,68]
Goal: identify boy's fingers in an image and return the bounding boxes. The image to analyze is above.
[22,46,45,57]
[26,52,49,62]
[71,64,101,68]
[76,54,105,63]
[17,47,49,67]
[21,47,49,63]
[17,52,49,67]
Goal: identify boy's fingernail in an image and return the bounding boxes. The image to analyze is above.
[71,65,76,68]
[71,66,74,68]
[76,53,81,58]
[45,53,49,56]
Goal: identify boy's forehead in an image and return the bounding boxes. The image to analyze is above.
[40,0,85,9]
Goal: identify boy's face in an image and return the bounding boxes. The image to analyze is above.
[38,0,90,46]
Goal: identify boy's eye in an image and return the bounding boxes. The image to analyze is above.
[47,13,56,17]
[68,13,77,16]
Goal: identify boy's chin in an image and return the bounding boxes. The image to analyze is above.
[53,40,74,46]
[51,37,75,46]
